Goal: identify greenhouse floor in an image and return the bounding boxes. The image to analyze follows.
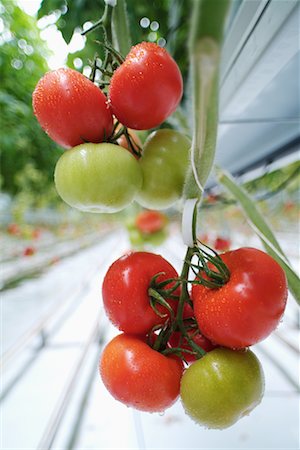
[1,227,299,450]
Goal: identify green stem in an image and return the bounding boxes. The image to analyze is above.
[176,247,206,358]
[183,0,230,199]
[112,0,132,56]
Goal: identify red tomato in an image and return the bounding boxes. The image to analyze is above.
[23,246,36,257]
[102,252,179,335]
[109,42,183,130]
[192,247,288,349]
[214,237,231,251]
[100,333,183,412]
[32,68,113,148]
[135,210,166,234]
[7,223,21,236]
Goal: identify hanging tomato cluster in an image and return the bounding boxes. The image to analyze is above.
[100,245,287,429]
[32,42,189,213]
[32,34,289,431]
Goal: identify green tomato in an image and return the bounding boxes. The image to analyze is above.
[144,229,168,246]
[180,348,264,429]
[128,228,144,247]
[136,129,190,209]
[54,143,142,213]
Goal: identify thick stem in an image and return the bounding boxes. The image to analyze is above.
[183,0,230,199]
[176,246,206,358]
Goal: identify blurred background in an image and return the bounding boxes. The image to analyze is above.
[0,0,299,449]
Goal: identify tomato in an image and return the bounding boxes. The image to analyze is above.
[168,303,217,362]
[180,347,264,429]
[109,42,183,130]
[192,247,288,348]
[128,228,168,249]
[32,68,113,148]
[7,223,21,236]
[135,210,166,234]
[214,237,231,251]
[136,129,190,209]
[23,246,36,257]
[102,251,179,334]
[100,333,183,412]
[54,143,142,213]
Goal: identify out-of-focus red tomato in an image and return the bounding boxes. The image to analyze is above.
[214,237,231,251]
[135,210,166,234]
[23,246,36,257]
[7,223,21,236]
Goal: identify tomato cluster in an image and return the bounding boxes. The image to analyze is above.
[100,247,287,428]
[33,43,188,213]
[32,36,289,431]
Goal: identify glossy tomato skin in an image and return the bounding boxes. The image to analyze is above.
[136,129,190,209]
[33,68,113,148]
[102,252,179,335]
[54,143,142,213]
[109,42,183,130]
[192,247,288,348]
[135,210,166,234]
[100,333,183,412]
[180,347,264,429]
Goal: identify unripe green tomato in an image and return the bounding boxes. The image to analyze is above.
[144,229,168,246]
[128,229,144,247]
[180,348,264,429]
[136,129,190,209]
[54,143,142,213]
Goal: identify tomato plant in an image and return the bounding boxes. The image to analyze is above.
[102,251,180,334]
[192,247,288,348]
[33,68,113,148]
[180,347,265,429]
[54,143,142,213]
[135,210,166,234]
[100,333,183,412]
[136,129,190,209]
[109,42,183,130]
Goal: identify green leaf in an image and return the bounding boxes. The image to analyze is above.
[217,168,300,305]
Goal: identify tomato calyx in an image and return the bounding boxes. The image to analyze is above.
[148,272,180,319]
[109,121,143,158]
[188,241,230,289]
[147,268,208,363]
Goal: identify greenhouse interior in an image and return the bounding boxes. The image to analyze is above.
[0,0,299,449]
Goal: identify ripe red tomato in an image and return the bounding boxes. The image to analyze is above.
[135,210,166,234]
[192,247,288,348]
[32,68,113,148]
[23,246,36,257]
[109,42,183,130]
[100,333,183,412]
[102,252,179,335]
[214,237,231,251]
[7,223,21,236]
